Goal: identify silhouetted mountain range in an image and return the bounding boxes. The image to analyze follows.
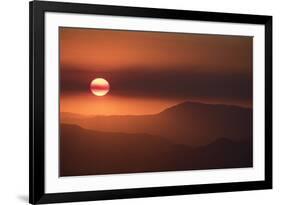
[60,124,252,176]
[61,101,252,146]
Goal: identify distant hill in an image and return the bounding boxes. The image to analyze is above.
[60,124,252,176]
[61,101,252,146]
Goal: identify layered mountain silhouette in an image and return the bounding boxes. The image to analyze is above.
[60,124,252,176]
[61,101,252,146]
[60,101,253,176]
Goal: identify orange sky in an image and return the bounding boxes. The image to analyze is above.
[60,27,253,116]
[60,27,252,74]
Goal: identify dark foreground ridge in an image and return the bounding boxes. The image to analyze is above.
[60,123,252,177]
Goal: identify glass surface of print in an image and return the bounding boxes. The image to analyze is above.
[59,27,253,177]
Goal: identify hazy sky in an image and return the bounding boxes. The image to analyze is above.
[60,27,253,115]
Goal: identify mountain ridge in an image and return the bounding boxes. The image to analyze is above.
[61,101,252,146]
[61,100,251,118]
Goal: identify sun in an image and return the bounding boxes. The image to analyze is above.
[90,78,110,96]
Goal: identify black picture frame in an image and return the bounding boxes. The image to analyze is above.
[29,1,272,204]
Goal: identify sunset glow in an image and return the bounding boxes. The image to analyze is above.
[59,27,253,116]
[59,27,253,177]
[90,78,110,96]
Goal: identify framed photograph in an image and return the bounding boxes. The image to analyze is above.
[29,1,272,204]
